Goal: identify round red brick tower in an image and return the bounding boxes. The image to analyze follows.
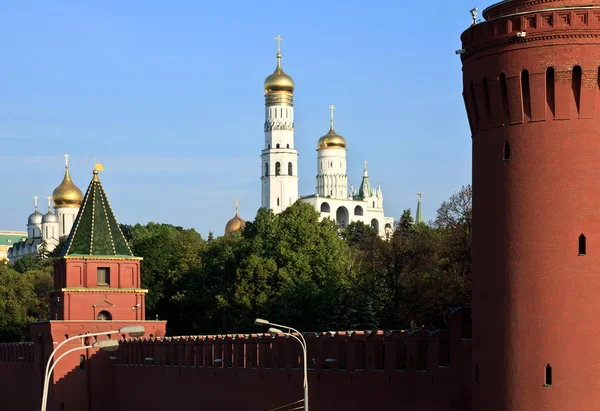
[460,1,600,410]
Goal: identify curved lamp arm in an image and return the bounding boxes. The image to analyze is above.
[268,322,307,350]
[41,345,89,411]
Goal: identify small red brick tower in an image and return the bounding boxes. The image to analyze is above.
[33,167,166,411]
[460,1,600,410]
[51,168,146,321]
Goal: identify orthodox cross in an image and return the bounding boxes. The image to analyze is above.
[235,198,239,215]
[33,195,39,211]
[364,160,368,171]
[64,153,69,168]
[329,104,336,128]
[47,196,52,211]
[275,35,283,53]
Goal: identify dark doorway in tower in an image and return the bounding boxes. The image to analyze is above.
[579,234,586,256]
[503,141,511,160]
[545,364,552,386]
[97,310,112,321]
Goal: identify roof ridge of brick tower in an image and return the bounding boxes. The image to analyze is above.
[61,168,134,258]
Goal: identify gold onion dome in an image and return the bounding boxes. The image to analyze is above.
[52,158,83,208]
[264,53,294,94]
[225,199,246,234]
[317,127,346,149]
[317,105,346,149]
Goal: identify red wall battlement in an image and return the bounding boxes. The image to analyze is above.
[0,309,471,411]
[0,342,40,411]
[107,308,471,410]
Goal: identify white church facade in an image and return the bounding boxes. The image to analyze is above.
[8,155,83,262]
[260,37,394,237]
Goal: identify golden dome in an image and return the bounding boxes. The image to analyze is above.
[225,199,246,234]
[52,166,83,208]
[317,126,346,149]
[264,53,294,94]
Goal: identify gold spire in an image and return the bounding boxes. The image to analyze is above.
[264,35,295,94]
[317,105,346,149]
[225,198,246,234]
[52,154,84,208]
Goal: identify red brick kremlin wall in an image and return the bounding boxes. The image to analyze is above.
[0,308,471,411]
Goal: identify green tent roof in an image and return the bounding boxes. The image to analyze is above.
[62,170,133,258]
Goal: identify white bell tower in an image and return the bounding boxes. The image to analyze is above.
[261,35,299,214]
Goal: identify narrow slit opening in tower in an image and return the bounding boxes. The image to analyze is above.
[545,364,552,386]
[546,67,555,118]
[503,141,511,161]
[573,66,582,115]
[469,80,480,130]
[482,77,492,120]
[499,73,510,124]
[579,234,586,256]
[521,70,531,121]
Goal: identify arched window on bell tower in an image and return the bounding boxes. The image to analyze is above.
[275,162,281,176]
[288,162,293,176]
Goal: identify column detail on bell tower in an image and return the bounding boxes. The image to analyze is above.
[261,35,299,214]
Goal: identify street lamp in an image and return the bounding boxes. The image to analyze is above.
[255,319,308,410]
[41,325,145,411]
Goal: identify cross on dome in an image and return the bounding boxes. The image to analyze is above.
[64,153,69,168]
[329,104,336,128]
[275,35,283,53]
[33,195,39,211]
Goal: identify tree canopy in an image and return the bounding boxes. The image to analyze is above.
[0,185,472,341]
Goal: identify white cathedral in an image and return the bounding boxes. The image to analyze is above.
[8,155,83,262]
[258,37,395,237]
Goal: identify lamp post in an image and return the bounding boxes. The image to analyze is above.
[41,325,145,411]
[255,319,308,410]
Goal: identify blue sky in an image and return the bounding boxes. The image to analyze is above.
[0,0,475,237]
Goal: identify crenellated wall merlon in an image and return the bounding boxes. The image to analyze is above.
[113,308,471,375]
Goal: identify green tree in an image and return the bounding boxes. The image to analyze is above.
[397,209,414,236]
[0,265,38,342]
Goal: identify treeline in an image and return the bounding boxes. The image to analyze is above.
[0,185,471,341]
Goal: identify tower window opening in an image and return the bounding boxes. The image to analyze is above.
[264,162,269,177]
[482,77,492,119]
[268,144,270,149]
[469,80,479,130]
[545,364,552,386]
[579,234,586,255]
[97,310,112,321]
[287,144,289,148]
[275,162,281,176]
[572,65,582,115]
[521,70,531,121]
[503,141,511,160]
[79,354,86,370]
[97,268,110,286]
[288,162,293,176]
[276,143,280,148]
[547,67,555,118]
[277,198,280,206]
[499,73,510,124]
